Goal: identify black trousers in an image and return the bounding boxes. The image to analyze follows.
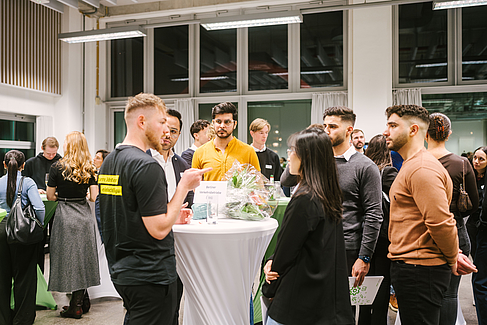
[115,281,177,325]
[0,219,38,325]
[358,236,391,325]
[391,261,451,325]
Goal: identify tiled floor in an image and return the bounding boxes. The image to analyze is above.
[33,255,479,325]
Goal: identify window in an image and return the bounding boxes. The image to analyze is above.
[398,3,448,84]
[154,26,189,95]
[248,25,288,91]
[461,7,487,81]
[300,12,344,88]
[0,114,36,174]
[113,111,127,147]
[422,92,487,153]
[200,27,237,93]
[111,38,144,98]
[247,100,311,158]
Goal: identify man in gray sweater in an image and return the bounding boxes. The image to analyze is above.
[282,109,382,288]
[323,107,382,287]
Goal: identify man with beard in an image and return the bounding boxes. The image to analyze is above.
[98,93,210,324]
[192,102,260,181]
[351,129,366,153]
[383,105,459,325]
[147,108,192,325]
[322,107,382,292]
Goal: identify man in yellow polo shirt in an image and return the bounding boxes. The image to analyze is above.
[192,102,260,181]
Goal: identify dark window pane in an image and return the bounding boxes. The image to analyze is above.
[300,12,343,88]
[154,26,189,95]
[0,120,35,142]
[398,3,448,84]
[0,148,36,175]
[114,111,127,147]
[111,38,144,98]
[422,92,487,119]
[462,7,487,81]
[247,100,311,158]
[249,25,288,91]
[200,27,237,93]
[199,103,238,138]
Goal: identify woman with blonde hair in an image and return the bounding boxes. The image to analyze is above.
[47,131,100,319]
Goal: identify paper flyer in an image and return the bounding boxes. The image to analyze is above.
[348,276,384,306]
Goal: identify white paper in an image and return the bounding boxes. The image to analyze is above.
[348,276,383,305]
[194,181,227,204]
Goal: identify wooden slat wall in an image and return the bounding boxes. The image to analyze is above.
[0,0,61,94]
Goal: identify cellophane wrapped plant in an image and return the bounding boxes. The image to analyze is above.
[222,161,283,221]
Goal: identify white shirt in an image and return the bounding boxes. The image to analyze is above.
[190,144,198,151]
[150,148,177,201]
[251,144,267,153]
[335,145,357,161]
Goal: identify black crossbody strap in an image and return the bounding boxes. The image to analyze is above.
[16,176,25,199]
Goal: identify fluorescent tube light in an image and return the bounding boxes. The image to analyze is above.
[415,62,448,68]
[433,0,487,9]
[58,26,146,43]
[201,11,303,31]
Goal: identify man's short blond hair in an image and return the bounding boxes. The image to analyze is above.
[125,93,167,120]
[249,118,271,132]
[42,137,59,150]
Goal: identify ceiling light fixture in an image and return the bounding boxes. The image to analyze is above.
[433,0,487,9]
[201,11,303,31]
[58,26,146,43]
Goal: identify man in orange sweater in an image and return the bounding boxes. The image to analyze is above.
[383,104,458,325]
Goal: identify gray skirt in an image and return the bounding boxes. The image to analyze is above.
[48,199,100,292]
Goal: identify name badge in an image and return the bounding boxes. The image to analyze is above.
[265,164,273,169]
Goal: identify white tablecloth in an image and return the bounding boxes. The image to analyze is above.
[173,218,278,325]
[87,201,120,300]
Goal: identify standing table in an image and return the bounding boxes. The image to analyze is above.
[173,218,277,325]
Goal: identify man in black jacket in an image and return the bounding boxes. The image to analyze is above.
[22,136,62,273]
[23,137,62,194]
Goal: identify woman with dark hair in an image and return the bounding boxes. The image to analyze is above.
[360,134,398,325]
[262,128,353,325]
[468,146,487,258]
[93,149,109,172]
[0,150,45,325]
[470,146,487,325]
[425,113,479,325]
[47,131,100,319]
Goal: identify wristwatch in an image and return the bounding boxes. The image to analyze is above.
[358,255,371,263]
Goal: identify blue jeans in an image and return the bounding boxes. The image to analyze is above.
[391,261,451,325]
[267,316,284,325]
[473,226,487,325]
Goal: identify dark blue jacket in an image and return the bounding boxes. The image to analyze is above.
[146,149,194,207]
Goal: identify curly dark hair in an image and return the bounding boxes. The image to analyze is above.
[385,105,430,126]
[427,113,451,141]
[323,106,356,126]
[190,120,210,139]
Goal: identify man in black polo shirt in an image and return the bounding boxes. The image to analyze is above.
[98,93,210,325]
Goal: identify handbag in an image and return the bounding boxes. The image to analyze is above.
[5,176,44,245]
[457,160,473,213]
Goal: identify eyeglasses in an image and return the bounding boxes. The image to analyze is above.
[213,119,235,126]
[287,148,295,155]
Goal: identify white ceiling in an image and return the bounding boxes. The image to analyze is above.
[100,0,164,6]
